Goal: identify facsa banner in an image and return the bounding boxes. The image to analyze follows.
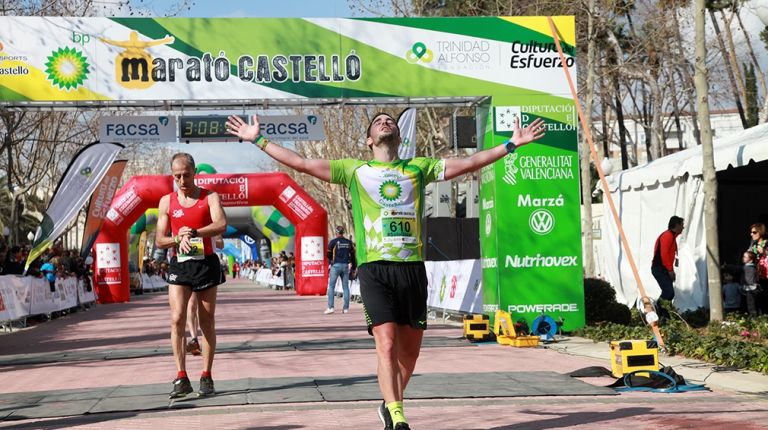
[259,115,325,141]
[99,115,176,143]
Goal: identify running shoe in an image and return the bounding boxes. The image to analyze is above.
[198,375,216,396]
[342,309,349,314]
[324,308,335,315]
[394,423,411,430]
[186,338,202,356]
[378,401,393,430]
[169,377,193,399]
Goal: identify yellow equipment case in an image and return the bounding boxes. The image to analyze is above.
[463,314,492,342]
[610,339,660,378]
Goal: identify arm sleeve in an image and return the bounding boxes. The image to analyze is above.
[659,232,676,272]
[330,159,364,186]
[326,239,335,262]
[412,157,446,183]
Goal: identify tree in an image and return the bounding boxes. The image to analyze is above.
[581,0,597,278]
[694,0,723,321]
[744,62,758,127]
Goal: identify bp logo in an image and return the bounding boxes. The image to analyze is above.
[405,42,434,63]
[80,167,93,177]
[529,209,555,235]
[45,47,90,90]
[379,180,402,202]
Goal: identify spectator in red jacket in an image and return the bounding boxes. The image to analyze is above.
[651,216,684,319]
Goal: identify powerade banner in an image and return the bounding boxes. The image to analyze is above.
[0,17,583,329]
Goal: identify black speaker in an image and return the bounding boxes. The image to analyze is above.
[459,218,480,259]
[455,116,477,149]
[425,218,460,261]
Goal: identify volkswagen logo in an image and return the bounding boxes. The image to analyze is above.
[529,209,554,235]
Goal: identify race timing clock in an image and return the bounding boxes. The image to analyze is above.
[178,115,247,142]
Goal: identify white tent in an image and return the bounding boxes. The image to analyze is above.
[599,123,768,310]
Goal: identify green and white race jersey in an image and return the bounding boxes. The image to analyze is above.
[330,157,446,265]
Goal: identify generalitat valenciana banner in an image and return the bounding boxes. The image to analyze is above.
[80,159,127,259]
[25,141,124,271]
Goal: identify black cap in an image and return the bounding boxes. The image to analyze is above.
[336,226,344,234]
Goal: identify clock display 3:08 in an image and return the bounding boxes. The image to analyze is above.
[182,119,226,137]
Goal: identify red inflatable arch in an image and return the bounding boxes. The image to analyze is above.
[93,173,328,303]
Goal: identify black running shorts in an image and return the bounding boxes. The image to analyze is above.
[358,261,428,334]
[167,254,223,292]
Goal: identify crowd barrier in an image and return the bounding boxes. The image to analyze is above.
[0,275,97,325]
[248,260,484,315]
[141,273,169,292]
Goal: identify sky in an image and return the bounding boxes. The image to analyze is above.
[138,0,360,18]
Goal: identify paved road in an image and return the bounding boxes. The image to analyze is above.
[0,279,766,429]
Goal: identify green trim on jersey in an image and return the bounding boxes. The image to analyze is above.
[330,157,446,265]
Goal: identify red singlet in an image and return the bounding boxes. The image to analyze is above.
[168,188,214,256]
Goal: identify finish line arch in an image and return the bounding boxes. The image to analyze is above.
[93,172,327,303]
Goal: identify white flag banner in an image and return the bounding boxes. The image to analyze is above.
[397,108,417,160]
[25,141,124,271]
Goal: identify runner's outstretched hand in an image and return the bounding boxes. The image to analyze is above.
[227,115,261,142]
[512,116,546,147]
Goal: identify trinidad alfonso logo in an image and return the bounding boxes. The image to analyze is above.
[45,47,90,90]
[406,42,434,63]
[379,180,402,202]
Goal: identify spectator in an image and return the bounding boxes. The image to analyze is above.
[3,246,24,275]
[651,216,684,320]
[748,223,768,313]
[325,225,354,315]
[722,271,741,314]
[742,250,760,316]
[40,260,56,293]
[0,243,8,274]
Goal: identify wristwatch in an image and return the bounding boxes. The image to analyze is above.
[505,139,517,153]
[190,228,198,238]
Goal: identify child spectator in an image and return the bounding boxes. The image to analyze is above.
[742,251,760,316]
[722,271,741,313]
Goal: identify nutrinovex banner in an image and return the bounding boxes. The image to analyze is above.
[1,16,583,329]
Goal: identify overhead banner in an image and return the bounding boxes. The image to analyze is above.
[99,115,176,143]
[259,115,325,141]
[80,159,127,259]
[25,141,125,271]
[1,17,583,328]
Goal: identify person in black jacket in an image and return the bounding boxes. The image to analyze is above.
[325,226,354,315]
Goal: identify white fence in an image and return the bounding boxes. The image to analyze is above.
[246,260,484,314]
[0,275,97,324]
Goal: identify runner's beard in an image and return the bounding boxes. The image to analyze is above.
[376,129,400,147]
